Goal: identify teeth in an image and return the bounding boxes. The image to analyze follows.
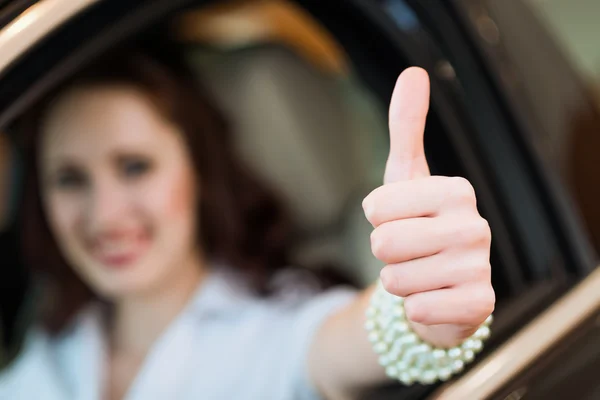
[97,241,135,255]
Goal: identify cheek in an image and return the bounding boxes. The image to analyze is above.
[44,193,83,248]
[143,166,198,230]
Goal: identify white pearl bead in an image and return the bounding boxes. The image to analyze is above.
[366,306,378,318]
[414,353,430,369]
[378,315,394,329]
[392,321,409,333]
[462,350,475,362]
[461,339,476,351]
[403,333,418,345]
[401,346,420,364]
[364,320,376,330]
[452,359,465,373]
[379,354,390,366]
[387,348,401,363]
[368,331,381,343]
[386,365,399,378]
[399,372,414,385]
[374,341,388,354]
[395,360,410,372]
[390,339,406,354]
[419,370,438,384]
[475,326,491,340]
[384,330,398,344]
[485,314,493,325]
[447,347,462,359]
[392,306,405,318]
[432,349,447,361]
[438,367,452,381]
[408,367,421,379]
[419,343,432,353]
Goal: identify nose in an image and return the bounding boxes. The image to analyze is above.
[86,177,128,233]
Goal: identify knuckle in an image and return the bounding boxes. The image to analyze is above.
[362,196,375,223]
[473,217,492,245]
[471,260,492,283]
[446,177,476,207]
[472,285,496,317]
[370,227,388,261]
[380,269,399,295]
[454,217,491,245]
[363,186,390,226]
[362,190,380,224]
[404,297,428,324]
[382,271,412,298]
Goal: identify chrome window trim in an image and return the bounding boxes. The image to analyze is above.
[0,0,98,73]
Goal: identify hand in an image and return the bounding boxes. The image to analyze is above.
[362,68,495,348]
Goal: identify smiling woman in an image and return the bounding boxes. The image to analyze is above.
[10,41,363,400]
[0,30,496,399]
[17,41,306,333]
[0,0,503,398]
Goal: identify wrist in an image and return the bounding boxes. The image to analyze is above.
[365,281,493,385]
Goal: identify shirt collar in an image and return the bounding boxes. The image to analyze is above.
[187,266,256,319]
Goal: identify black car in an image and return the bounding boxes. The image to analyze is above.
[1,1,599,399]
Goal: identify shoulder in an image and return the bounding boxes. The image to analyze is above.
[220,267,358,323]
[0,305,103,399]
[0,328,61,397]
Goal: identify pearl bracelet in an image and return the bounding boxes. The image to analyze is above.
[365,281,492,385]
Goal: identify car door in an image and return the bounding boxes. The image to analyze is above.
[0,0,598,399]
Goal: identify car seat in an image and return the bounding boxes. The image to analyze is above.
[185,43,390,286]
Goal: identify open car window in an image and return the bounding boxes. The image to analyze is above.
[0,1,598,399]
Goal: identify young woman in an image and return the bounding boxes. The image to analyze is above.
[0,42,494,400]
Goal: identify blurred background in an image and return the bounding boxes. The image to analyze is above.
[1,0,600,399]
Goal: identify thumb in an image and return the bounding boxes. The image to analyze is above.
[384,67,431,184]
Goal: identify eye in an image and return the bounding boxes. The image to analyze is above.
[52,168,87,190]
[119,156,152,179]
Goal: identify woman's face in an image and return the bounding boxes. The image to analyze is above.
[39,84,201,299]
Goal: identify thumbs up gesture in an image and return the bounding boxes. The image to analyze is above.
[362,68,495,348]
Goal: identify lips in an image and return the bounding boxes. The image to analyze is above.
[87,230,150,269]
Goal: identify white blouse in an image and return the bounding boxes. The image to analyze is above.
[0,268,357,400]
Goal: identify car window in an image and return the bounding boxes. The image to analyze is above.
[530,0,600,101]
[521,0,600,255]
[0,1,393,365]
[0,132,14,232]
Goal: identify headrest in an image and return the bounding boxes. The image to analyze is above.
[186,45,387,233]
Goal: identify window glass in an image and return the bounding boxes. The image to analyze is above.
[530,0,600,103]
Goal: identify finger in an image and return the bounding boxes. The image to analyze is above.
[370,215,490,264]
[380,251,491,297]
[363,177,444,226]
[363,176,479,226]
[404,284,495,326]
[370,217,443,263]
[385,67,431,184]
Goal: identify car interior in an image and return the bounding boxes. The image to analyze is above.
[0,0,393,361]
[0,0,599,399]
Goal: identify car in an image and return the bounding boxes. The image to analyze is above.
[0,0,599,399]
